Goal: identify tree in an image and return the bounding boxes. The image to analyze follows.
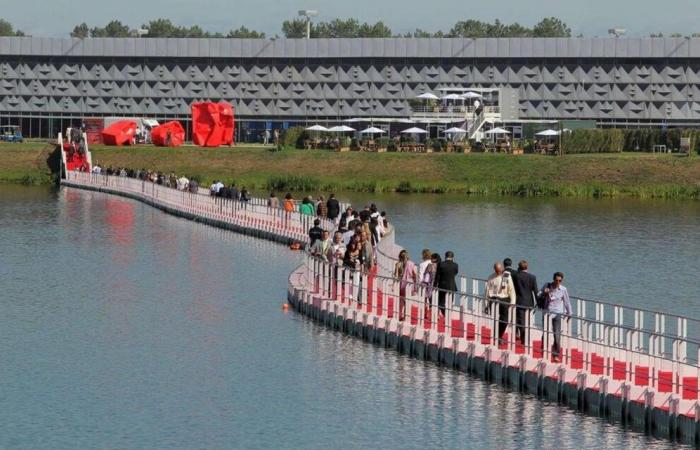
[70,23,89,39]
[142,18,181,37]
[358,21,392,38]
[91,20,130,38]
[282,18,310,38]
[227,26,265,38]
[0,18,24,36]
[532,17,571,37]
[448,20,491,38]
[315,18,361,38]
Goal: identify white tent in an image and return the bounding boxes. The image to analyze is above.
[416,92,439,100]
[360,127,386,134]
[401,127,428,134]
[536,129,560,136]
[461,92,483,99]
[444,127,467,134]
[305,124,329,131]
[483,127,510,135]
[441,93,462,100]
[328,125,356,132]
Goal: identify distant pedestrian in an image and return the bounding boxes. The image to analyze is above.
[539,272,571,362]
[394,250,418,321]
[310,230,332,262]
[486,262,516,344]
[268,192,279,209]
[418,249,432,282]
[514,260,538,345]
[299,197,315,216]
[283,193,295,212]
[316,195,328,217]
[263,129,271,145]
[434,251,459,316]
[308,218,323,246]
[331,232,346,265]
[326,194,340,222]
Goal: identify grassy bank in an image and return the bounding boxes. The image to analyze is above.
[3,142,700,199]
[0,141,57,184]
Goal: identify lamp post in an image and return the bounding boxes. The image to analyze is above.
[298,10,318,39]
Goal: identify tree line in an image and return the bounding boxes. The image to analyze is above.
[1,16,700,39]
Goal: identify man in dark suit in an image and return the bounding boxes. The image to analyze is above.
[514,260,538,345]
[326,193,340,222]
[434,251,459,316]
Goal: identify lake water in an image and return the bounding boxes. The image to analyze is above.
[1,185,697,449]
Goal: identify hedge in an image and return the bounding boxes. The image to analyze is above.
[561,129,625,154]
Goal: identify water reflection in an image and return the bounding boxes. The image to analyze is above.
[0,185,694,449]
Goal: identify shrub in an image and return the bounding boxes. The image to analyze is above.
[281,126,306,148]
[376,137,392,148]
[561,129,624,154]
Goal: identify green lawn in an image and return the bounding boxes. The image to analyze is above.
[3,141,699,199]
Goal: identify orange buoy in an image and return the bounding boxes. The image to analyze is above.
[282,303,289,312]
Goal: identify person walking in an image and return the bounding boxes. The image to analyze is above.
[268,192,279,209]
[394,250,418,321]
[283,193,295,213]
[263,129,271,145]
[486,262,516,345]
[300,197,315,216]
[310,230,333,262]
[514,260,538,345]
[316,195,328,217]
[434,251,459,316]
[418,249,432,283]
[308,218,324,246]
[326,194,340,222]
[540,272,571,362]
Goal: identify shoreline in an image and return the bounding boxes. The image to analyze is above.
[2,142,699,200]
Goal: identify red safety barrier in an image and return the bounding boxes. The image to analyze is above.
[410,305,419,326]
[423,308,432,330]
[634,365,650,386]
[387,297,394,319]
[498,333,509,350]
[532,340,543,358]
[466,323,476,341]
[451,320,464,338]
[376,290,383,315]
[658,371,673,393]
[515,341,525,354]
[570,349,584,370]
[682,377,698,400]
[481,326,492,345]
[590,353,605,375]
[612,360,627,381]
[437,315,445,334]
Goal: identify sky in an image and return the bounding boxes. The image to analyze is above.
[3,0,700,38]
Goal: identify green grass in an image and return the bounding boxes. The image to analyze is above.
[3,141,700,199]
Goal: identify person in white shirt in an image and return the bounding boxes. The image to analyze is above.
[418,249,432,284]
[486,262,516,344]
[92,164,102,174]
[177,176,189,191]
[215,180,224,193]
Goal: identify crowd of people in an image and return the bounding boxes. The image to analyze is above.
[305,199,572,362]
[89,165,202,193]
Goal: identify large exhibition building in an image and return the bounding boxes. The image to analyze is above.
[1,36,699,140]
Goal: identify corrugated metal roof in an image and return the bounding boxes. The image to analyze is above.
[0,37,699,59]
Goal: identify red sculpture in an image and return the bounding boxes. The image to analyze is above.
[151,121,185,147]
[192,102,235,147]
[101,120,137,146]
